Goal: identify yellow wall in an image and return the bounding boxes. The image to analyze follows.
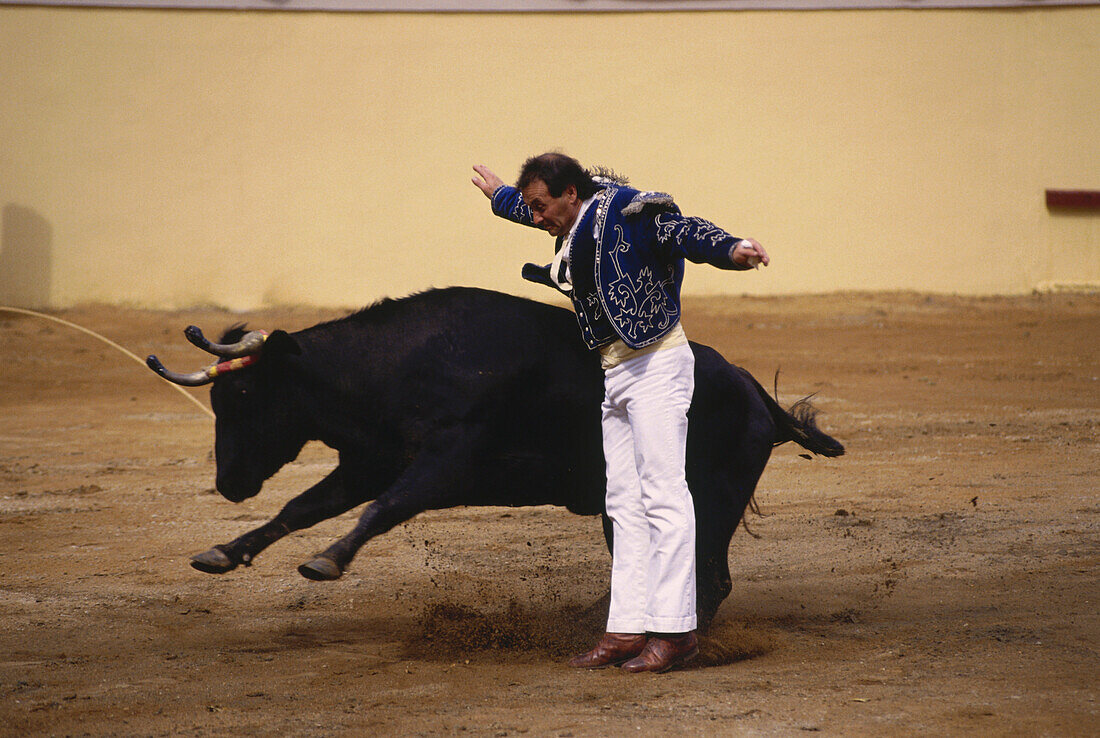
[1,6,1098,308]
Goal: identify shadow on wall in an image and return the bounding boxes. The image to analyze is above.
[0,204,52,308]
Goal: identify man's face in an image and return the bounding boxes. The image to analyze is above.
[521,179,582,238]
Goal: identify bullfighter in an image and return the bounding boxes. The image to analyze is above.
[472,152,768,673]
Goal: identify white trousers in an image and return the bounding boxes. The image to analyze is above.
[602,343,697,634]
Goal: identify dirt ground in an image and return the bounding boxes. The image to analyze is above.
[0,291,1096,736]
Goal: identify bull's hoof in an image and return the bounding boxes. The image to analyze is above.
[190,548,237,574]
[298,557,343,581]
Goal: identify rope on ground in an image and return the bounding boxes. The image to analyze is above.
[0,306,215,420]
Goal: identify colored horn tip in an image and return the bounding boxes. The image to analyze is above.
[184,325,212,351]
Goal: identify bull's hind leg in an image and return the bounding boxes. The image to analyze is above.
[694,517,735,633]
[298,429,480,581]
[691,460,770,630]
[191,466,366,574]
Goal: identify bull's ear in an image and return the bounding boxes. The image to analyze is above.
[263,330,302,357]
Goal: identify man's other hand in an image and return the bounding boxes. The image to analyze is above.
[731,238,769,268]
[472,165,505,199]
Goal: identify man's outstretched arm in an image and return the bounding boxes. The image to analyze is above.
[651,211,770,271]
[472,164,538,227]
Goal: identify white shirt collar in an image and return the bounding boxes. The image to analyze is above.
[550,193,599,291]
[564,193,598,249]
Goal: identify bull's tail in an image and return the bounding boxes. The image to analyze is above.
[733,369,843,537]
[774,396,846,457]
[751,371,845,458]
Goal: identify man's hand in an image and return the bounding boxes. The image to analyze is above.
[731,238,769,269]
[472,165,505,199]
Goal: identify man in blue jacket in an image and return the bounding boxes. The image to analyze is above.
[472,153,768,673]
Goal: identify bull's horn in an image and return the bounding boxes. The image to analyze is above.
[184,325,269,358]
[146,354,260,387]
[146,355,217,387]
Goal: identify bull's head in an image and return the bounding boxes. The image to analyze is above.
[147,326,306,502]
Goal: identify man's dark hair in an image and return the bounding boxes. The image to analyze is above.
[516,152,601,200]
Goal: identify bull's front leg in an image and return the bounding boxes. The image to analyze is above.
[191,465,366,574]
[298,430,476,581]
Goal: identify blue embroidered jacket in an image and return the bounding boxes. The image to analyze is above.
[492,182,750,349]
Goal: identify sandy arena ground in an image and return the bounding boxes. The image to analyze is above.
[0,291,1097,736]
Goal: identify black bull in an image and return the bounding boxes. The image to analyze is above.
[148,287,843,629]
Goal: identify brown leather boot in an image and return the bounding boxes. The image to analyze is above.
[568,632,647,669]
[620,631,698,673]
